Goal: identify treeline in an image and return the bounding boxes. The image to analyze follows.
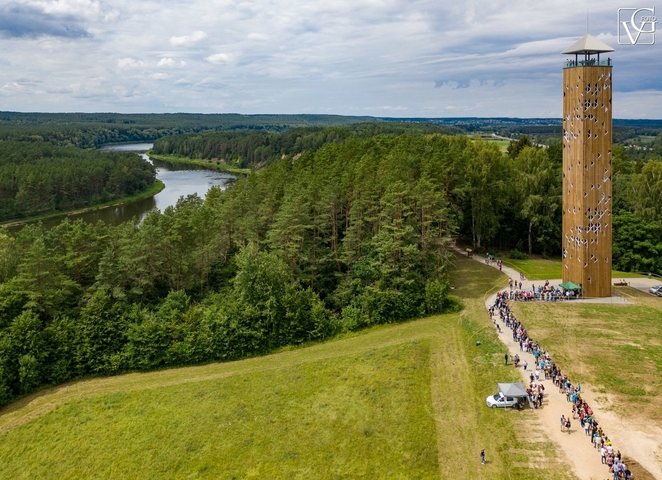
[0,140,156,221]
[465,137,562,255]
[150,121,660,258]
[611,144,662,273]
[463,135,662,274]
[494,121,662,148]
[0,112,379,148]
[4,112,659,152]
[151,123,459,168]
[0,132,465,405]
[462,135,662,274]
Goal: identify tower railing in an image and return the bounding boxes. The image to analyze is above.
[564,59,613,68]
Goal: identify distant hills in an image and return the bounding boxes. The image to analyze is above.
[1,112,660,149]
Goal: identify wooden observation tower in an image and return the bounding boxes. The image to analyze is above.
[561,34,614,297]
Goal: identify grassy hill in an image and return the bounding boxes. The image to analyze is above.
[0,255,576,479]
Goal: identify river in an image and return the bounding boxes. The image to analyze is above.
[9,143,235,231]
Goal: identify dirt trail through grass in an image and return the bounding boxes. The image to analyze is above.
[459,247,660,479]
[487,303,607,480]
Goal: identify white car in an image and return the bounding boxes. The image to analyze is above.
[649,285,662,294]
[486,392,520,408]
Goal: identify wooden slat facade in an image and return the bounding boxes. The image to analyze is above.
[562,65,613,297]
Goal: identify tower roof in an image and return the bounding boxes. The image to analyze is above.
[561,34,615,54]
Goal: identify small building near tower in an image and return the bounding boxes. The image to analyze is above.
[561,34,614,298]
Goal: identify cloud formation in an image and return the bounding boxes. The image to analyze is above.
[170,30,207,46]
[205,53,233,65]
[27,0,118,21]
[157,57,185,68]
[0,0,660,117]
[117,58,143,69]
[0,2,90,38]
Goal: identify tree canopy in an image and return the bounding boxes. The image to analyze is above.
[0,140,156,222]
[0,132,464,406]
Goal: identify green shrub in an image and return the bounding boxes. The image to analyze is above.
[509,249,529,260]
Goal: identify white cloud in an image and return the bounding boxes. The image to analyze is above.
[157,57,175,67]
[151,73,169,80]
[170,30,208,46]
[157,58,186,68]
[0,82,26,94]
[27,0,119,22]
[247,32,268,41]
[117,58,143,69]
[380,106,408,111]
[205,53,234,65]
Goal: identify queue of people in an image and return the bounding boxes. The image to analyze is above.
[484,255,504,272]
[489,291,633,480]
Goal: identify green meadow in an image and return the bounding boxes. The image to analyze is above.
[470,137,511,152]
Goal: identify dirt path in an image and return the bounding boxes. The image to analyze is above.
[486,300,609,480]
[453,246,660,479]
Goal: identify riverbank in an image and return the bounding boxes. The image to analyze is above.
[147,151,251,175]
[0,179,165,229]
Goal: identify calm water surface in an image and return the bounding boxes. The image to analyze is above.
[14,143,235,231]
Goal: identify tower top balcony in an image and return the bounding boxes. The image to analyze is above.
[561,34,615,68]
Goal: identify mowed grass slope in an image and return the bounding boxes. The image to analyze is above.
[0,255,576,479]
[0,344,437,479]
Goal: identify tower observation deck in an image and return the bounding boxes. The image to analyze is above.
[561,34,614,298]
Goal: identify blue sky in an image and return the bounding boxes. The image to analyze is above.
[0,0,660,118]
